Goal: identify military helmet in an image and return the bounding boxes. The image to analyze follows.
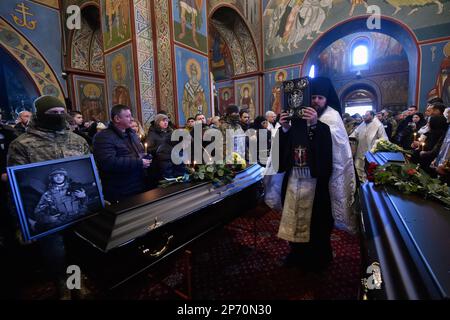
[49,168,68,177]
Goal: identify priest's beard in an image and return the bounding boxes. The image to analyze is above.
[313,105,327,118]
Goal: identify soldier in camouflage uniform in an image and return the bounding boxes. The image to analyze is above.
[219,105,245,162]
[7,95,90,300]
[34,168,88,231]
[7,98,89,166]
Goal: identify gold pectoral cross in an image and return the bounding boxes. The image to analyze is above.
[11,2,37,30]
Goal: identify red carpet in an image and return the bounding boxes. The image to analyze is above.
[114,205,361,300]
[13,204,361,300]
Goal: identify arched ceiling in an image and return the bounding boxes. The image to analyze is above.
[210,6,259,77]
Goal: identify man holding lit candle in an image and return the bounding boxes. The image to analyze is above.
[93,104,151,202]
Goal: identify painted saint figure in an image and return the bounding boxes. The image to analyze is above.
[105,0,129,44]
[178,0,203,48]
[111,53,132,109]
[220,88,233,115]
[81,84,106,122]
[271,71,287,114]
[182,60,208,121]
[240,85,256,120]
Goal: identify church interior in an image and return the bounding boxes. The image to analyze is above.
[1,0,450,301]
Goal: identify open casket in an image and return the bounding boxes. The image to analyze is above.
[67,164,265,290]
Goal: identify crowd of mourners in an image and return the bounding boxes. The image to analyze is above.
[1,91,449,299]
[2,96,450,204]
[341,97,450,181]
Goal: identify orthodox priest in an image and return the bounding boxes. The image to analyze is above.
[350,110,388,182]
[276,77,356,271]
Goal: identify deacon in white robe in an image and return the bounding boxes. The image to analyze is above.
[350,110,388,182]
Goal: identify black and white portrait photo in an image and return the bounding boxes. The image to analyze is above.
[7,155,104,241]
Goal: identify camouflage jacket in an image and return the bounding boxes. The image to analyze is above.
[7,124,90,166]
[219,118,245,160]
[34,184,88,228]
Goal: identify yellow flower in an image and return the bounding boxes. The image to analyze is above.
[231,152,246,168]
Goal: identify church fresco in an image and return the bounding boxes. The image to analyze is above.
[384,0,445,16]
[0,1,66,94]
[72,75,108,122]
[216,81,235,116]
[421,41,450,107]
[235,77,259,120]
[315,32,407,78]
[0,17,65,102]
[263,0,450,69]
[174,45,211,126]
[263,66,300,114]
[31,0,59,9]
[104,44,137,117]
[100,0,132,52]
[172,0,208,54]
[209,0,262,64]
[209,25,234,81]
[155,0,176,119]
[134,0,157,129]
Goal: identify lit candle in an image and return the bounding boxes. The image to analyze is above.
[144,142,148,154]
[413,132,417,141]
[422,142,425,152]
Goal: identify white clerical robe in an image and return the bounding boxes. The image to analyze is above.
[319,107,358,234]
[350,118,388,182]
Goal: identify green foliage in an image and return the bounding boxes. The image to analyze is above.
[158,153,246,188]
[371,139,413,155]
[374,163,450,206]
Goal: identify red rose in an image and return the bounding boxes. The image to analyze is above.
[368,162,378,169]
[406,169,417,176]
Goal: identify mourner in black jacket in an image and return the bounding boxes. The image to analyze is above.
[93,105,151,202]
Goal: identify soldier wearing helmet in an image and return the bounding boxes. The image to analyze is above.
[34,168,88,230]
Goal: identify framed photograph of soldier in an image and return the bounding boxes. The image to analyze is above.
[7,155,104,242]
[233,133,246,161]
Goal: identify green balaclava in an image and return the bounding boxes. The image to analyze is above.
[34,95,67,131]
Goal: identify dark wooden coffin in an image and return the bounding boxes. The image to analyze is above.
[365,151,406,167]
[67,164,264,289]
[359,182,450,300]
